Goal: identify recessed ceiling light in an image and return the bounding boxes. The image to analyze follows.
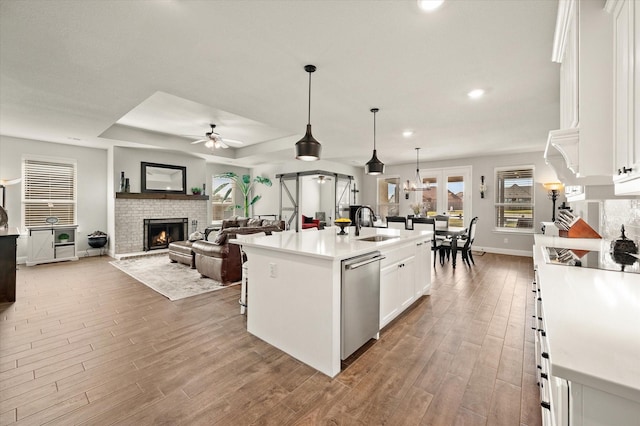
[403,130,414,138]
[417,0,445,12]
[467,89,485,99]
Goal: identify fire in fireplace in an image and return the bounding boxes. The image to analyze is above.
[143,218,188,251]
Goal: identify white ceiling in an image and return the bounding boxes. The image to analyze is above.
[0,0,560,168]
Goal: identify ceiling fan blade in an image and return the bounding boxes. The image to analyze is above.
[191,139,207,144]
[216,140,229,149]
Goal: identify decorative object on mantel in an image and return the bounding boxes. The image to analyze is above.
[554,209,601,239]
[124,178,130,193]
[365,108,385,175]
[141,162,186,194]
[191,187,202,195]
[479,175,487,198]
[119,171,126,192]
[295,64,322,161]
[110,254,238,301]
[213,172,272,217]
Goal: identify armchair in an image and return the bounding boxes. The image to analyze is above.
[301,214,320,230]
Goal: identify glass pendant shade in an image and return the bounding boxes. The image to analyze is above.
[295,64,321,161]
[365,108,385,175]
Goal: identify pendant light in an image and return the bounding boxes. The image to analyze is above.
[295,64,322,161]
[365,108,385,175]
[414,147,424,189]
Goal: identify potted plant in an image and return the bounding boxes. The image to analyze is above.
[213,172,272,217]
[191,187,202,195]
[58,233,70,243]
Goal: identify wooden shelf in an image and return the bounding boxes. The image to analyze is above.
[115,193,209,200]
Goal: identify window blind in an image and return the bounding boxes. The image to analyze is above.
[494,167,534,229]
[23,159,77,227]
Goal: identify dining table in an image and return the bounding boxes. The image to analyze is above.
[436,226,467,268]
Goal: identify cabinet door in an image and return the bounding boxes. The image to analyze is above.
[414,240,431,297]
[380,263,399,328]
[612,0,639,182]
[398,256,415,310]
[30,230,54,262]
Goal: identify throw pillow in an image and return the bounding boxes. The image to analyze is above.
[213,231,227,245]
[237,217,249,227]
[303,215,314,224]
[247,218,263,227]
[188,231,204,241]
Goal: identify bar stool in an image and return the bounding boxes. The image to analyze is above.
[235,232,266,314]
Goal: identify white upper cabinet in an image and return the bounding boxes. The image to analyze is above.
[607,0,640,195]
[547,0,614,184]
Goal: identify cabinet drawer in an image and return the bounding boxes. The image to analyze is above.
[55,245,75,259]
[381,244,415,267]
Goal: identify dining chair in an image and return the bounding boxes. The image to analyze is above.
[412,217,444,266]
[386,216,407,230]
[449,217,478,267]
[235,232,266,314]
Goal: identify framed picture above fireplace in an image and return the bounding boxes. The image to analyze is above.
[141,162,187,194]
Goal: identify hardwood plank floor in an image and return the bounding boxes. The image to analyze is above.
[0,253,541,425]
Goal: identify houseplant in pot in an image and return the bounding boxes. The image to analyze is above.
[58,233,70,243]
[213,172,272,217]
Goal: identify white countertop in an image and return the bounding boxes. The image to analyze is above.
[534,235,640,403]
[231,227,433,261]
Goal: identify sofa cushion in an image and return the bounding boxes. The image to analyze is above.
[262,219,284,229]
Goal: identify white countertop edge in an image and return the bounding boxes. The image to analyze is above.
[231,228,433,261]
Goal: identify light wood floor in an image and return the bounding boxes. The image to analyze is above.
[0,252,541,425]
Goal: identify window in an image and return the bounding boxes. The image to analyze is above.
[211,176,235,220]
[22,157,77,227]
[495,166,534,230]
[377,176,400,220]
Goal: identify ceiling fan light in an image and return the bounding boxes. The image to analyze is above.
[204,140,214,148]
[295,124,322,161]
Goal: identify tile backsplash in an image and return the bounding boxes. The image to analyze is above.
[601,199,640,242]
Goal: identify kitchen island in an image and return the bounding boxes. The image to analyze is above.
[233,226,433,377]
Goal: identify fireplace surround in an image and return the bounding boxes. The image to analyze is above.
[144,218,188,251]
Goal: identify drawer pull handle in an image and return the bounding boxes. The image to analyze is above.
[542,352,549,359]
[540,373,548,380]
[541,401,551,410]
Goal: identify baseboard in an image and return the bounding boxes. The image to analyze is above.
[471,246,533,258]
[78,248,109,258]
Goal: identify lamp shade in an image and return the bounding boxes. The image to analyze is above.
[295,124,322,161]
[365,150,385,175]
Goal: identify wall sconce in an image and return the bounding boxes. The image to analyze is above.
[479,175,487,198]
[543,182,564,221]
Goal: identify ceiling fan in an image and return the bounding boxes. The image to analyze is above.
[190,124,243,149]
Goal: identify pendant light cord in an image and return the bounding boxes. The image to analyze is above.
[373,111,377,150]
[307,71,312,125]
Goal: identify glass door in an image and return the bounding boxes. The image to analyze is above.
[413,166,471,228]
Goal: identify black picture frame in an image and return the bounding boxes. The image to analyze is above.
[141,162,187,194]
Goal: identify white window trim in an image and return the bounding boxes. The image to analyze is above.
[413,166,472,228]
[493,165,535,234]
[376,174,401,222]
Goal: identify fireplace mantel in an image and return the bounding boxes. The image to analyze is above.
[115,192,209,200]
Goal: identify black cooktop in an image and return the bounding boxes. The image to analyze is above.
[544,246,640,274]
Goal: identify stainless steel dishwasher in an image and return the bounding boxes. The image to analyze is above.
[341,251,384,360]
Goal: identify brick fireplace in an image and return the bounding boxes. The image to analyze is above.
[114,194,208,255]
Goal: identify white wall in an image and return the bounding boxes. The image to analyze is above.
[360,151,560,256]
[0,136,108,259]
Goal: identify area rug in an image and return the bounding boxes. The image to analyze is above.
[110,254,239,301]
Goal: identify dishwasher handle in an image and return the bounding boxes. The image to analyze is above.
[345,255,385,270]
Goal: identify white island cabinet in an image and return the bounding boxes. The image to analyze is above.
[235,227,432,377]
[533,235,640,425]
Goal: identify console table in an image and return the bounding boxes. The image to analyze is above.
[0,227,20,302]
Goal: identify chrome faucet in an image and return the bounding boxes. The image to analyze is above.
[354,205,378,236]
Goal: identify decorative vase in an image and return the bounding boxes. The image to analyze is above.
[119,171,125,192]
[124,178,130,193]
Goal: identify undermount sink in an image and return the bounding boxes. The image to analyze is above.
[357,235,399,242]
